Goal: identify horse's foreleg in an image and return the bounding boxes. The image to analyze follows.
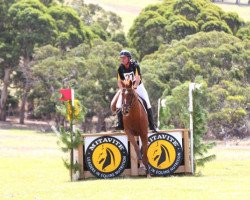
[126,132,142,160]
[141,134,151,177]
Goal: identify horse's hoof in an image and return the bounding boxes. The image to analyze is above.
[147,174,152,178]
[139,163,146,170]
[139,166,147,170]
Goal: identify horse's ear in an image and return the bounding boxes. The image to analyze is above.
[129,80,133,87]
[132,80,136,86]
[121,80,125,88]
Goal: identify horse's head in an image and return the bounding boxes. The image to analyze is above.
[121,80,136,116]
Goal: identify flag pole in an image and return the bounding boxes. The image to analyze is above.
[71,89,80,181]
[58,88,79,181]
[189,83,202,175]
[157,98,161,128]
[69,89,74,181]
[189,83,195,175]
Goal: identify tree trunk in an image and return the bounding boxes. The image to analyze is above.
[19,81,29,124]
[96,113,105,133]
[96,110,111,132]
[0,67,11,121]
[19,57,31,124]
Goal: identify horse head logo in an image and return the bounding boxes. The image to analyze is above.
[153,142,170,167]
[98,146,116,171]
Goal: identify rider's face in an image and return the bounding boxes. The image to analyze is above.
[120,56,130,66]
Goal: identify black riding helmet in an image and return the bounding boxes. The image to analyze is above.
[119,50,131,58]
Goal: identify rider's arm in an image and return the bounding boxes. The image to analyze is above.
[134,75,140,89]
[117,70,124,90]
[133,64,141,89]
[118,79,123,90]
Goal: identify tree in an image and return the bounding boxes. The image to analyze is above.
[236,22,250,40]
[159,82,216,170]
[222,12,243,34]
[40,0,54,6]
[8,0,57,124]
[30,44,83,120]
[111,32,128,47]
[76,39,122,132]
[141,31,250,138]
[166,15,199,42]
[7,0,96,124]
[208,81,250,139]
[129,0,244,59]
[0,0,20,121]
[30,39,126,132]
[27,45,61,120]
[129,10,168,58]
[48,5,94,50]
[201,20,232,33]
[69,0,124,39]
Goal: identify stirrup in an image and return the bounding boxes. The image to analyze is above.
[111,126,124,132]
[149,127,159,133]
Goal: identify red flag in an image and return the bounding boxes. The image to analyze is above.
[58,89,72,101]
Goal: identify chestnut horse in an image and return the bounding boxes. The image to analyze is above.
[111,80,150,176]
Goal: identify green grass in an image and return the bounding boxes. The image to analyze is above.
[0,129,250,200]
[83,0,160,33]
[216,3,250,22]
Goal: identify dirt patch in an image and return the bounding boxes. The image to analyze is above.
[1,118,250,149]
[215,138,250,149]
[0,117,53,132]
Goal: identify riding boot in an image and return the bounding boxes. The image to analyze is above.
[115,110,124,131]
[147,108,157,132]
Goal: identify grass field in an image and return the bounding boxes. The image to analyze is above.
[83,0,160,33]
[215,3,250,22]
[0,129,250,200]
[82,0,250,33]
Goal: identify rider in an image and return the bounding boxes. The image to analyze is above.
[114,50,157,132]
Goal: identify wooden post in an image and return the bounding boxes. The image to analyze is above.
[183,130,191,173]
[189,83,201,174]
[78,143,84,179]
[130,136,139,176]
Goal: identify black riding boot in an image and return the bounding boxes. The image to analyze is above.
[147,108,157,132]
[115,110,124,131]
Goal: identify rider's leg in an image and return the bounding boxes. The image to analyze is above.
[147,108,157,132]
[110,90,121,113]
[136,84,157,132]
[115,91,123,130]
[115,109,123,130]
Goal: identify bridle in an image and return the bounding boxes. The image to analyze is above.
[121,88,135,115]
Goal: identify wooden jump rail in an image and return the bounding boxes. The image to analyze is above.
[77,129,191,179]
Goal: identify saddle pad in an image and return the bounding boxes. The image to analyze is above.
[137,96,147,113]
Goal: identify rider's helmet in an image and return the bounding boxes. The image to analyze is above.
[119,50,131,59]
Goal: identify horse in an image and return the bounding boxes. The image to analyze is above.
[111,79,150,177]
